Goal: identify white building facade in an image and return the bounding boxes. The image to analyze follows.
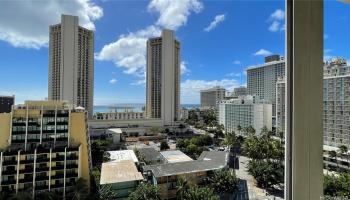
[247,55,285,118]
[146,29,180,126]
[323,58,350,148]
[48,15,94,119]
[218,96,272,135]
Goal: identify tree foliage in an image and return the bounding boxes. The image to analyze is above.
[99,184,118,200]
[181,186,219,200]
[242,126,284,189]
[206,168,239,195]
[324,172,350,198]
[160,141,170,150]
[128,183,160,200]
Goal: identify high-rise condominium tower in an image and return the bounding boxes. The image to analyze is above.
[200,86,226,108]
[146,29,180,126]
[247,55,285,119]
[323,58,350,148]
[48,15,94,119]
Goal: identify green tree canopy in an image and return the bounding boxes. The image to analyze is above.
[128,183,160,200]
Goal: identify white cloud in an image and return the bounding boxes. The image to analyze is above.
[269,9,285,21]
[96,0,202,84]
[268,21,280,32]
[181,61,190,75]
[268,9,285,32]
[233,60,241,65]
[0,0,103,49]
[109,78,117,84]
[181,79,240,103]
[204,14,225,32]
[148,0,203,30]
[254,49,273,56]
[96,25,161,78]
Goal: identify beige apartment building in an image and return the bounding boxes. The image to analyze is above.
[146,29,180,126]
[0,101,91,198]
[48,15,94,119]
[200,86,226,108]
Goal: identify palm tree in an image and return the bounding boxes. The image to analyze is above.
[128,183,160,200]
[207,168,239,197]
[71,178,89,200]
[329,150,339,171]
[99,184,118,200]
[176,177,189,200]
[338,145,349,169]
[181,186,219,200]
[237,125,242,136]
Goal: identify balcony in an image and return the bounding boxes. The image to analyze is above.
[3,159,17,166]
[51,182,64,189]
[66,155,78,160]
[36,166,50,173]
[1,179,16,185]
[12,130,25,135]
[35,185,49,191]
[19,167,34,174]
[51,173,64,179]
[66,164,78,169]
[52,156,65,161]
[35,175,49,181]
[2,169,17,175]
[36,157,50,163]
[66,172,78,178]
[51,165,64,171]
[19,177,34,183]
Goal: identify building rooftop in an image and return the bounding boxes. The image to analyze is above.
[107,150,138,163]
[100,160,143,184]
[138,148,162,164]
[144,151,228,178]
[160,150,193,163]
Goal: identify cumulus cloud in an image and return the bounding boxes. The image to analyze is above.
[204,14,225,32]
[109,78,117,84]
[96,0,202,84]
[0,0,103,49]
[181,79,240,103]
[96,25,161,78]
[148,0,203,30]
[226,72,243,77]
[254,49,273,56]
[267,9,285,32]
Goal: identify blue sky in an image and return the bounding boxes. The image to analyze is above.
[0,0,348,105]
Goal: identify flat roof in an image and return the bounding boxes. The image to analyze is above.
[108,128,122,134]
[160,150,193,163]
[100,160,143,184]
[144,151,228,177]
[107,150,138,163]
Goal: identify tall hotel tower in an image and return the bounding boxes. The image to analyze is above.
[48,15,94,119]
[146,29,180,126]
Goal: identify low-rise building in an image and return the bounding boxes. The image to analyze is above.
[218,95,272,134]
[180,108,189,120]
[106,150,139,163]
[100,160,143,199]
[160,150,193,163]
[94,111,144,120]
[143,151,228,199]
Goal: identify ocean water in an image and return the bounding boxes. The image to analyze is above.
[93,103,199,113]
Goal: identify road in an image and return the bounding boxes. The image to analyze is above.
[235,156,284,200]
